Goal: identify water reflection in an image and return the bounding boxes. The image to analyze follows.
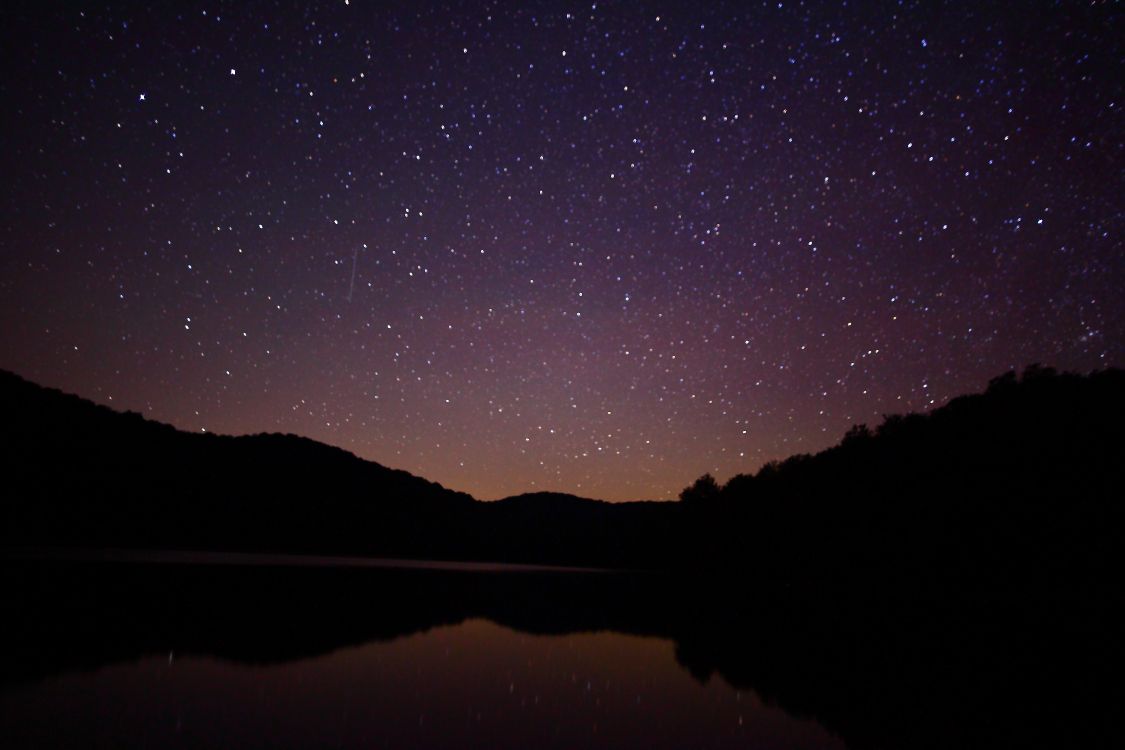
[1,557,1116,749]
[1,617,843,749]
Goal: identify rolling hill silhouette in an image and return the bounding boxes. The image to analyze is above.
[2,365,1122,577]
[3,366,1121,747]
[0,369,675,565]
[673,364,1124,592]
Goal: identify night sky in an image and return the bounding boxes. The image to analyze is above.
[1,2,1121,501]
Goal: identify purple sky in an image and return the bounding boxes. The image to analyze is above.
[2,2,1121,500]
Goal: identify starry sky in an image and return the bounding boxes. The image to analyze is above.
[1,2,1121,501]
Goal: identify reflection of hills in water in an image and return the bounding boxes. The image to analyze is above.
[2,366,1121,747]
[3,560,1117,750]
[3,614,845,750]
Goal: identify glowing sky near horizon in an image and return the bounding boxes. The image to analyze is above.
[1,2,1121,501]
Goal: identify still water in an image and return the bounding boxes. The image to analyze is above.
[2,618,842,749]
[0,557,846,749]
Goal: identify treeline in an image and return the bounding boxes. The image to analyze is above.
[0,369,676,566]
[0,368,481,555]
[673,365,1123,595]
[1,366,1122,581]
[2,365,1119,748]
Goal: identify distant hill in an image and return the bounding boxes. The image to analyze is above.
[2,366,1122,577]
[3,365,1120,749]
[0,369,676,565]
[0,369,483,557]
[494,491,609,508]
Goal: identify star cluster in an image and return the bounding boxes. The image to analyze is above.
[1,2,1121,500]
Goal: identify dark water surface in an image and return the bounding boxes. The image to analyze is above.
[1,619,841,749]
[1,557,844,750]
[1,554,1116,749]
[7,547,616,573]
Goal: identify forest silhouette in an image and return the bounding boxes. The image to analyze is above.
[2,365,1120,747]
[2,364,1120,579]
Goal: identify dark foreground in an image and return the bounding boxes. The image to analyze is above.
[2,556,1117,749]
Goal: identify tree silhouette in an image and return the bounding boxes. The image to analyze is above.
[679,473,720,504]
[842,423,872,445]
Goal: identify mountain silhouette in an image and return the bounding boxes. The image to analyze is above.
[2,365,1122,577]
[3,366,1121,747]
[0,369,676,565]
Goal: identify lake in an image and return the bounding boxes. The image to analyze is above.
[1,553,1113,748]
[1,555,844,749]
[1,619,842,749]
